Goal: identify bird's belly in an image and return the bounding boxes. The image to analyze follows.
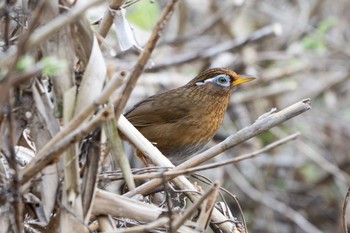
[140,120,219,165]
[161,142,207,165]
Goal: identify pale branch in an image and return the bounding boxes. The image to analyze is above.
[92,189,163,222]
[121,99,311,233]
[99,132,300,181]
[109,132,300,180]
[112,217,169,233]
[178,99,311,169]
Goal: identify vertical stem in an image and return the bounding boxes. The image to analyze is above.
[113,0,181,121]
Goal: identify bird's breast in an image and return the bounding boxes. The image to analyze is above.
[157,93,230,163]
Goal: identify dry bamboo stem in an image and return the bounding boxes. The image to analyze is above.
[19,72,125,184]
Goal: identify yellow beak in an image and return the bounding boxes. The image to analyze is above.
[232,75,256,86]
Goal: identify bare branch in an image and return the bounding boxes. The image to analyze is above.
[98,0,126,38]
[343,186,350,233]
[113,0,181,121]
[147,23,283,71]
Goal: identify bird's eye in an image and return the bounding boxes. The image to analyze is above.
[214,75,230,87]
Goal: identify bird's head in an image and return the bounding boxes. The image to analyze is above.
[186,68,255,95]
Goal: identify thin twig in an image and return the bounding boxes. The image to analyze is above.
[159,2,240,46]
[0,1,47,108]
[182,132,300,173]
[171,182,220,232]
[218,189,247,233]
[161,173,173,233]
[101,132,300,181]
[25,0,103,51]
[342,186,350,233]
[147,23,282,71]
[6,96,24,233]
[178,100,309,169]
[98,0,126,38]
[113,0,181,121]
[0,0,103,68]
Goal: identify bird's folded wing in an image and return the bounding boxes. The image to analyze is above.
[124,94,189,127]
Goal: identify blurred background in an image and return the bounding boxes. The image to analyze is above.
[101,0,350,232]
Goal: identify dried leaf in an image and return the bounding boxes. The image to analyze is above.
[112,8,141,51]
[74,36,107,116]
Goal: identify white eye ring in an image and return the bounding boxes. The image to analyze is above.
[196,74,231,87]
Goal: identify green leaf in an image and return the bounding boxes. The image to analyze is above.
[126,0,160,30]
[301,17,336,54]
[316,17,336,35]
[41,56,67,76]
[16,56,35,72]
[302,36,326,54]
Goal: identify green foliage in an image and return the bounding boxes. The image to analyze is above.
[16,56,67,76]
[16,56,35,72]
[317,19,334,34]
[302,17,336,54]
[41,56,67,76]
[126,0,160,30]
[298,163,323,183]
[257,131,278,146]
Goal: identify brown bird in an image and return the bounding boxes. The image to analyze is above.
[124,68,255,165]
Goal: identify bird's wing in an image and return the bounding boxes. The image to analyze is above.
[124,91,189,127]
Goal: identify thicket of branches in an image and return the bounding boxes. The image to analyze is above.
[0,0,349,233]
